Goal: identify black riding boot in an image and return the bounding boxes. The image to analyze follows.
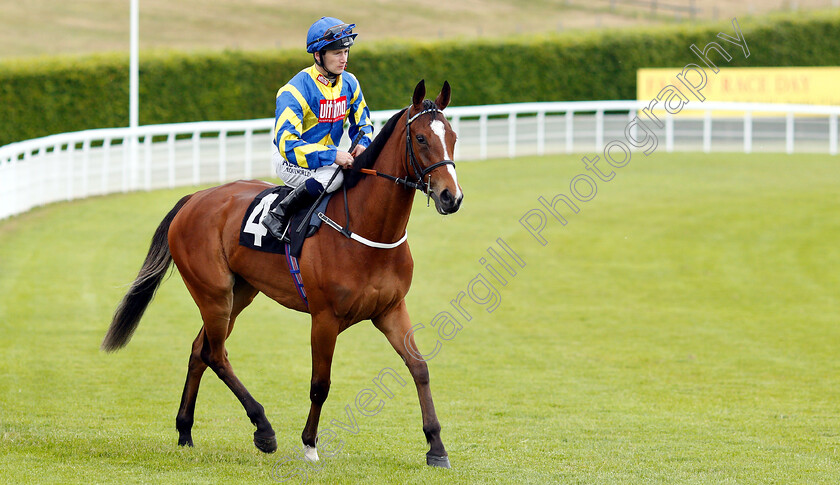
[264,184,315,242]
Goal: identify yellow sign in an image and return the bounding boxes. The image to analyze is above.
[637,67,840,116]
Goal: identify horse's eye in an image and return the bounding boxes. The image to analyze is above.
[415,135,427,144]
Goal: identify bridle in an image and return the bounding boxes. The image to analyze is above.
[404,106,457,195]
[314,104,457,249]
[361,105,456,201]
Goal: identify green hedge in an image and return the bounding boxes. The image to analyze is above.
[2,11,840,146]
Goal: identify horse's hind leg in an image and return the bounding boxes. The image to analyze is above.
[176,277,274,451]
[373,301,450,468]
[175,278,259,447]
[175,327,208,447]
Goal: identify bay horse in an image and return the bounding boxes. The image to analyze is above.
[101,80,462,468]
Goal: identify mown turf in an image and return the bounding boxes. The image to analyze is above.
[1,152,839,484]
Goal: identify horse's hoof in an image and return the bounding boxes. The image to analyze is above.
[426,453,451,468]
[178,436,194,447]
[303,445,319,462]
[254,434,277,454]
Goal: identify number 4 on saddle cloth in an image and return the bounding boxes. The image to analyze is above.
[239,186,331,259]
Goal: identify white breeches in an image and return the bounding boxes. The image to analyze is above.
[272,145,343,193]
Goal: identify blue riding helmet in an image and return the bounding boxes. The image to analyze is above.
[306,17,357,53]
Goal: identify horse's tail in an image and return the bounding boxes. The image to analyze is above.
[101,194,193,352]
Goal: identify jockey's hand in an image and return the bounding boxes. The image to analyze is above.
[350,144,366,158]
[335,151,354,168]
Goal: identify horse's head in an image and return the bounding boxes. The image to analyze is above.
[405,80,463,215]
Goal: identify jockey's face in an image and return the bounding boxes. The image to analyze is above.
[318,48,349,76]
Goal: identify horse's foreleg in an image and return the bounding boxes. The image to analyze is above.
[373,301,450,468]
[300,314,339,462]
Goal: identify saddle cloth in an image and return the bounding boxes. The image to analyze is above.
[238,186,332,258]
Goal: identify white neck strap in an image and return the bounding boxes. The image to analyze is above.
[317,212,408,249]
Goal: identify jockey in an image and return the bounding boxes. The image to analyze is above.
[264,16,375,241]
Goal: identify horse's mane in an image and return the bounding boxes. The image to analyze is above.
[343,107,407,189]
[344,100,438,189]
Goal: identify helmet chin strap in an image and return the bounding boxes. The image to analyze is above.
[315,52,339,81]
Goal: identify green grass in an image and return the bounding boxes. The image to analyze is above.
[1,152,839,483]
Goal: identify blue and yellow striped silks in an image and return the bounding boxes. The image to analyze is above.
[274,65,374,169]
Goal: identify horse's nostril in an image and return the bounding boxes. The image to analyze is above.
[440,189,453,205]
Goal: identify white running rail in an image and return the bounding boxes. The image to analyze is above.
[1,100,838,221]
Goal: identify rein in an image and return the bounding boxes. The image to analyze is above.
[318,105,455,249]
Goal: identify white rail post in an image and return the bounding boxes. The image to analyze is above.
[192,131,201,185]
[565,110,574,154]
[536,111,546,156]
[67,142,75,201]
[595,109,604,152]
[451,116,461,160]
[32,147,42,210]
[129,134,139,190]
[21,149,31,215]
[244,129,253,179]
[144,134,153,191]
[508,112,516,158]
[785,112,794,154]
[830,113,838,156]
[665,113,674,153]
[120,137,130,193]
[744,111,752,154]
[479,114,488,160]
[101,138,111,195]
[81,138,91,198]
[10,155,18,217]
[167,132,176,188]
[218,130,227,182]
[703,110,712,153]
[50,143,60,199]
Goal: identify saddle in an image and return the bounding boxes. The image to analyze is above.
[238,186,332,258]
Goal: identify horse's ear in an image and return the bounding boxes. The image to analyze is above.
[435,80,451,110]
[412,79,426,109]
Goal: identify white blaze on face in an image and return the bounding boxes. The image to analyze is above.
[430,120,462,199]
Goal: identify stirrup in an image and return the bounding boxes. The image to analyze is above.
[277,224,291,243]
[265,184,315,242]
[264,211,290,242]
